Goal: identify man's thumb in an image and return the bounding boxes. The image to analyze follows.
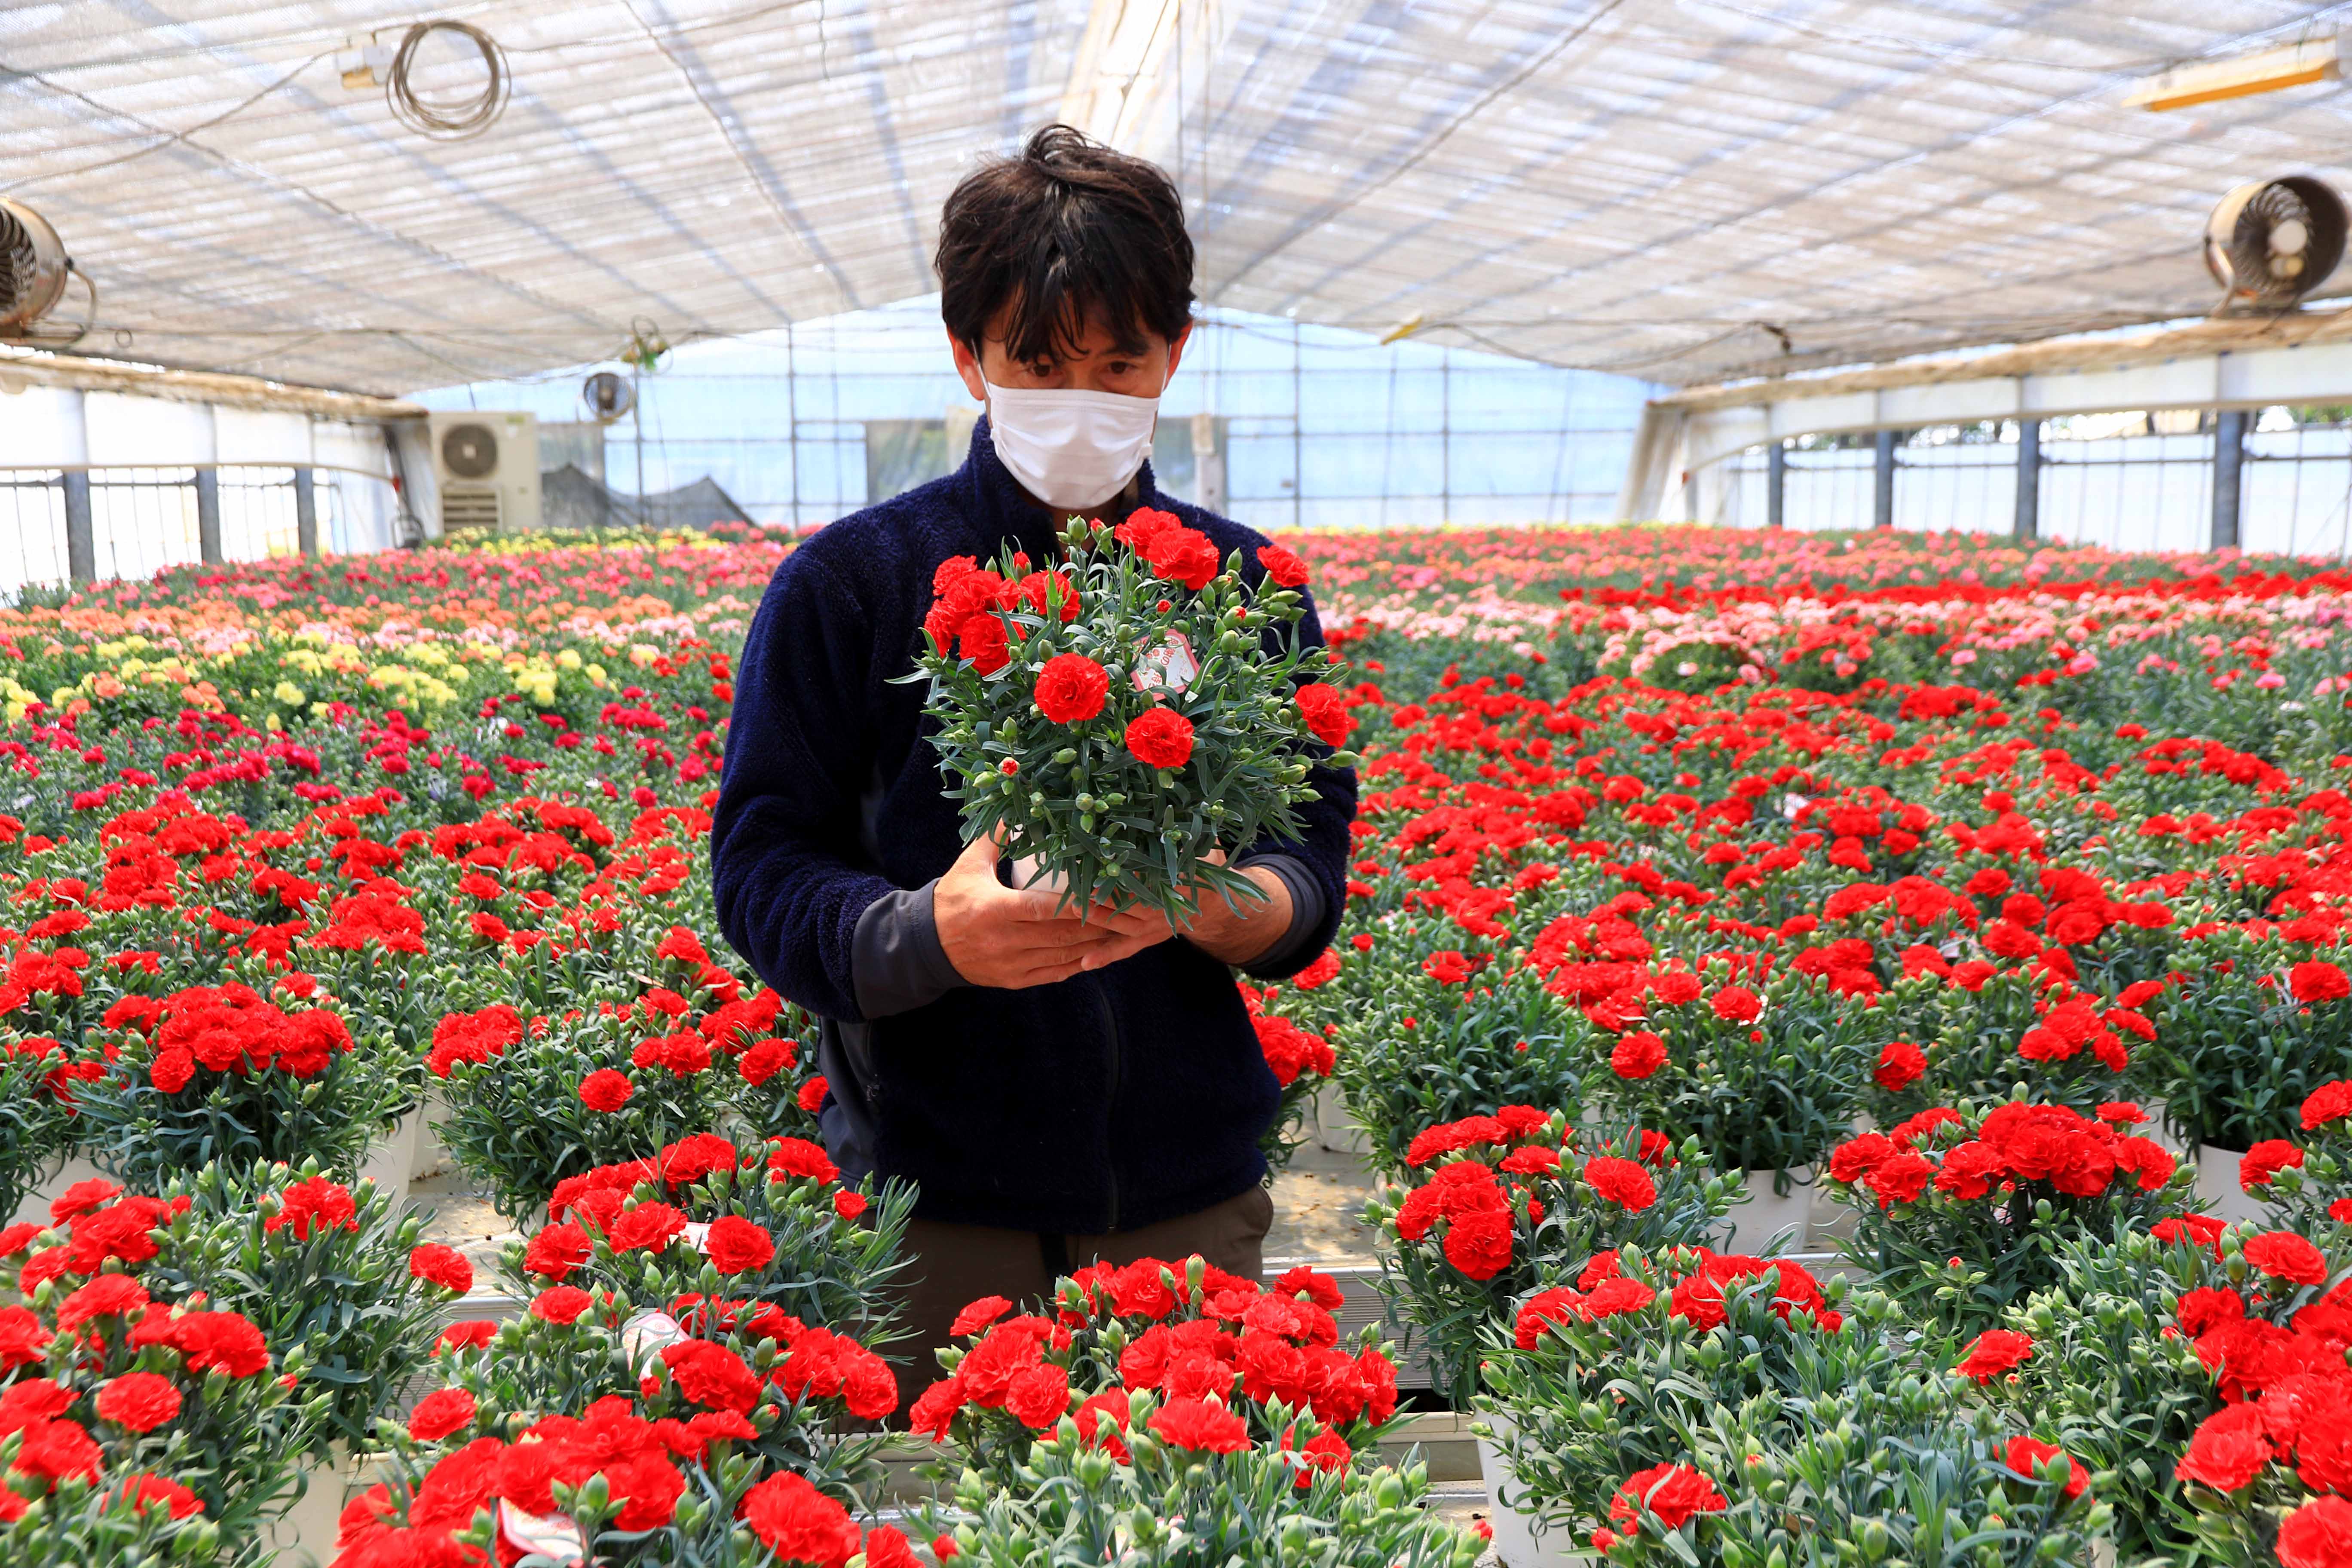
[951,828,1003,876]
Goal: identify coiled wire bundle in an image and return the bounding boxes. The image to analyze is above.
[387,20,510,140]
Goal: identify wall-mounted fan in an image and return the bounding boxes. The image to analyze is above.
[582,370,634,423]
[0,198,95,346]
[2206,175,2349,309]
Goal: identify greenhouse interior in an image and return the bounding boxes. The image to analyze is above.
[11,3,2352,1565]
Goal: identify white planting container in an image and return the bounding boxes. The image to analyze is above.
[1728,1167,1817,1255]
[1310,1081,1370,1156]
[1475,1417,1592,1568]
[410,1086,456,1182]
[355,1112,420,1208]
[268,1445,369,1568]
[11,1152,110,1228]
[2196,1144,2269,1228]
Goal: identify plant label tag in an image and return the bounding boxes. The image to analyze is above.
[621,1308,687,1363]
[680,1222,710,1254]
[1133,632,1198,694]
[499,1501,588,1564]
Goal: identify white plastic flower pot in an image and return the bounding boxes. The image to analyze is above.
[1310,1081,1370,1156]
[1475,1417,1592,1568]
[268,1445,368,1568]
[355,1113,420,1208]
[2196,1144,2269,1228]
[410,1086,456,1182]
[1728,1167,1816,1255]
[11,1152,110,1228]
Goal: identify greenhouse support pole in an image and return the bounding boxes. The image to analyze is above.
[1441,350,1452,524]
[61,472,94,583]
[1767,441,1786,529]
[2213,409,2247,551]
[1872,430,1896,529]
[2013,420,2041,541]
[294,469,318,556]
[194,469,223,564]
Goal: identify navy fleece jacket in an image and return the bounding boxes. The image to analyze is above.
[710,421,1356,1234]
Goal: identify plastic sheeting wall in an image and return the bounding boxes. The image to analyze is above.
[0,387,407,594]
[1720,428,2352,557]
[413,298,1657,530]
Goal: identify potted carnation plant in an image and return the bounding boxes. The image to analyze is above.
[906,513,1357,920]
[1584,967,1874,1253]
[2150,934,2352,1224]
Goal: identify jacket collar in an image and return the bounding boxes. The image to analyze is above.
[958,414,1162,558]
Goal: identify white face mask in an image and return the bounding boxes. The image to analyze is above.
[982,377,1160,512]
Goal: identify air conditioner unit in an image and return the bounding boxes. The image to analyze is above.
[427,410,541,535]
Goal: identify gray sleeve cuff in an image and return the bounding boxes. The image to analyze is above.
[1233,853,1327,979]
[851,879,964,1019]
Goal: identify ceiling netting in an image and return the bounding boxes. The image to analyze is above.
[5,0,2350,395]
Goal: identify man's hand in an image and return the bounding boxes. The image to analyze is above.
[933,835,1174,989]
[1175,861,1294,966]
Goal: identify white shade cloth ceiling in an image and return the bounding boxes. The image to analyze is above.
[6,0,2352,395]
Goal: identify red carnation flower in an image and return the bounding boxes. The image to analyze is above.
[907,1377,966,1440]
[2004,1436,2086,1500]
[1711,987,1762,1024]
[1144,524,1221,592]
[1608,1464,1727,1533]
[1582,1155,1657,1212]
[1148,1394,1250,1452]
[2245,1231,2329,1286]
[1124,708,1195,770]
[956,615,1010,675]
[407,1243,473,1295]
[531,1286,595,1324]
[2280,1495,2352,1568]
[1441,1207,1514,1280]
[150,1048,196,1094]
[2242,1139,2307,1191]
[663,1338,762,1413]
[1003,1361,1071,1430]
[769,1137,840,1184]
[1611,1031,1666,1079]
[2305,1080,2352,1130]
[739,1471,861,1568]
[1295,684,1353,748]
[864,1526,923,1568]
[436,1320,499,1354]
[704,1215,777,1276]
[1954,1329,2034,1383]
[407,1387,476,1441]
[1256,543,1310,587]
[578,1069,633,1112]
[951,1296,1014,1338]
[2177,1404,2272,1492]
[94,1372,182,1433]
[2294,962,2352,1004]
[1874,1040,1926,1091]
[115,1474,202,1519]
[1034,654,1111,725]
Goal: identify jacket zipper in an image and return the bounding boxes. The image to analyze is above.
[1093,974,1123,1232]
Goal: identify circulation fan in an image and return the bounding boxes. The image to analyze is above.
[0,198,94,346]
[2205,175,2349,309]
[582,370,634,423]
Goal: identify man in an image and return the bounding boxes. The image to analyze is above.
[710,124,1355,1400]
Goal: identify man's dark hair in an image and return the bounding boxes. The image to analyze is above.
[936,124,1194,367]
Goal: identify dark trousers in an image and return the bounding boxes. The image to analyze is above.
[890,1183,1276,1409]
